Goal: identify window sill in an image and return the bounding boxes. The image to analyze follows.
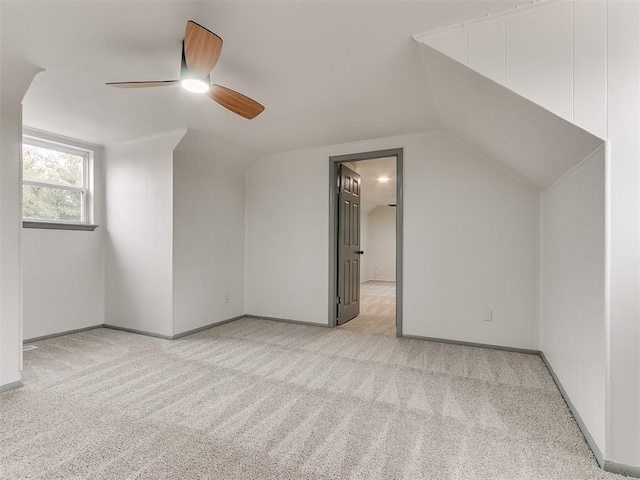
[22,221,98,231]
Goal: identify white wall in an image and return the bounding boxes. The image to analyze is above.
[606,0,640,468]
[246,131,538,349]
[104,130,185,338]
[0,96,24,387]
[22,230,104,340]
[245,141,328,323]
[416,0,607,140]
[0,45,40,388]
[367,206,396,281]
[104,129,254,338]
[539,147,606,454]
[417,1,640,467]
[403,134,537,348]
[21,132,104,340]
[360,211,370,283]
[172,131,255,335]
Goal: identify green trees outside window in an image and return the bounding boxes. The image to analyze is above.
[22,143,87,223]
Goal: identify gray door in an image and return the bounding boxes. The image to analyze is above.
[337,164,363,325]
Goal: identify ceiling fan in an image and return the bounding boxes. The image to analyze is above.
[106,21,264,119]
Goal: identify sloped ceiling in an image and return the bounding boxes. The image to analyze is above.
[2,0,532,155]
[419,44,603,191]
[174,129,258,172]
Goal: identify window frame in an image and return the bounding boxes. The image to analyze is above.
[21,132,98,231]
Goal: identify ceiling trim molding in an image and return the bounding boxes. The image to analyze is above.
[23,126,103,151]
[413,0,577,43]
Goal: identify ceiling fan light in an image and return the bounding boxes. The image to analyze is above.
[181,78,209,93]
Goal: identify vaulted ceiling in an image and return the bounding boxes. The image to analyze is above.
[418,42,603,191]
[1,0,532,155]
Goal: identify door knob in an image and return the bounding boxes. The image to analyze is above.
[356,250,364,255]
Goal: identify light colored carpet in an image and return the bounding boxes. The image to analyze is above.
[1,302,625,478]
[342,281,397,336]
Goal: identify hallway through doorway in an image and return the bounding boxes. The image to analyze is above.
[340,280,396,336]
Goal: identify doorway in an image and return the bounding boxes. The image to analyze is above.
[328,148,403,336]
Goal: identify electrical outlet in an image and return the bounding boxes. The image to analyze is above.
[223,293,229,304]
[483,308,492,322]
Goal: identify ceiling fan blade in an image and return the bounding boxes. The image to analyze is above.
[184,21,223,78]
[106,80,180,88]
[207,84,265,119]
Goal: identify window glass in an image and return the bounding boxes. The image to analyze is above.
[23,144,84,187]
[22,139,89,224]
[22,185,83,222]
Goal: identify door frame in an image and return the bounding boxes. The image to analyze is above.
[328,148,404,336]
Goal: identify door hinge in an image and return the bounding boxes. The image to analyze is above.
[337,296,341,305]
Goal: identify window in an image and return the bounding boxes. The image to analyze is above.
[22,134,97,230]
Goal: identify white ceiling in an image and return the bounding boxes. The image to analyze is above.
[2,0,533,155]
[420,44,603,191]
[344,156,397,212]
